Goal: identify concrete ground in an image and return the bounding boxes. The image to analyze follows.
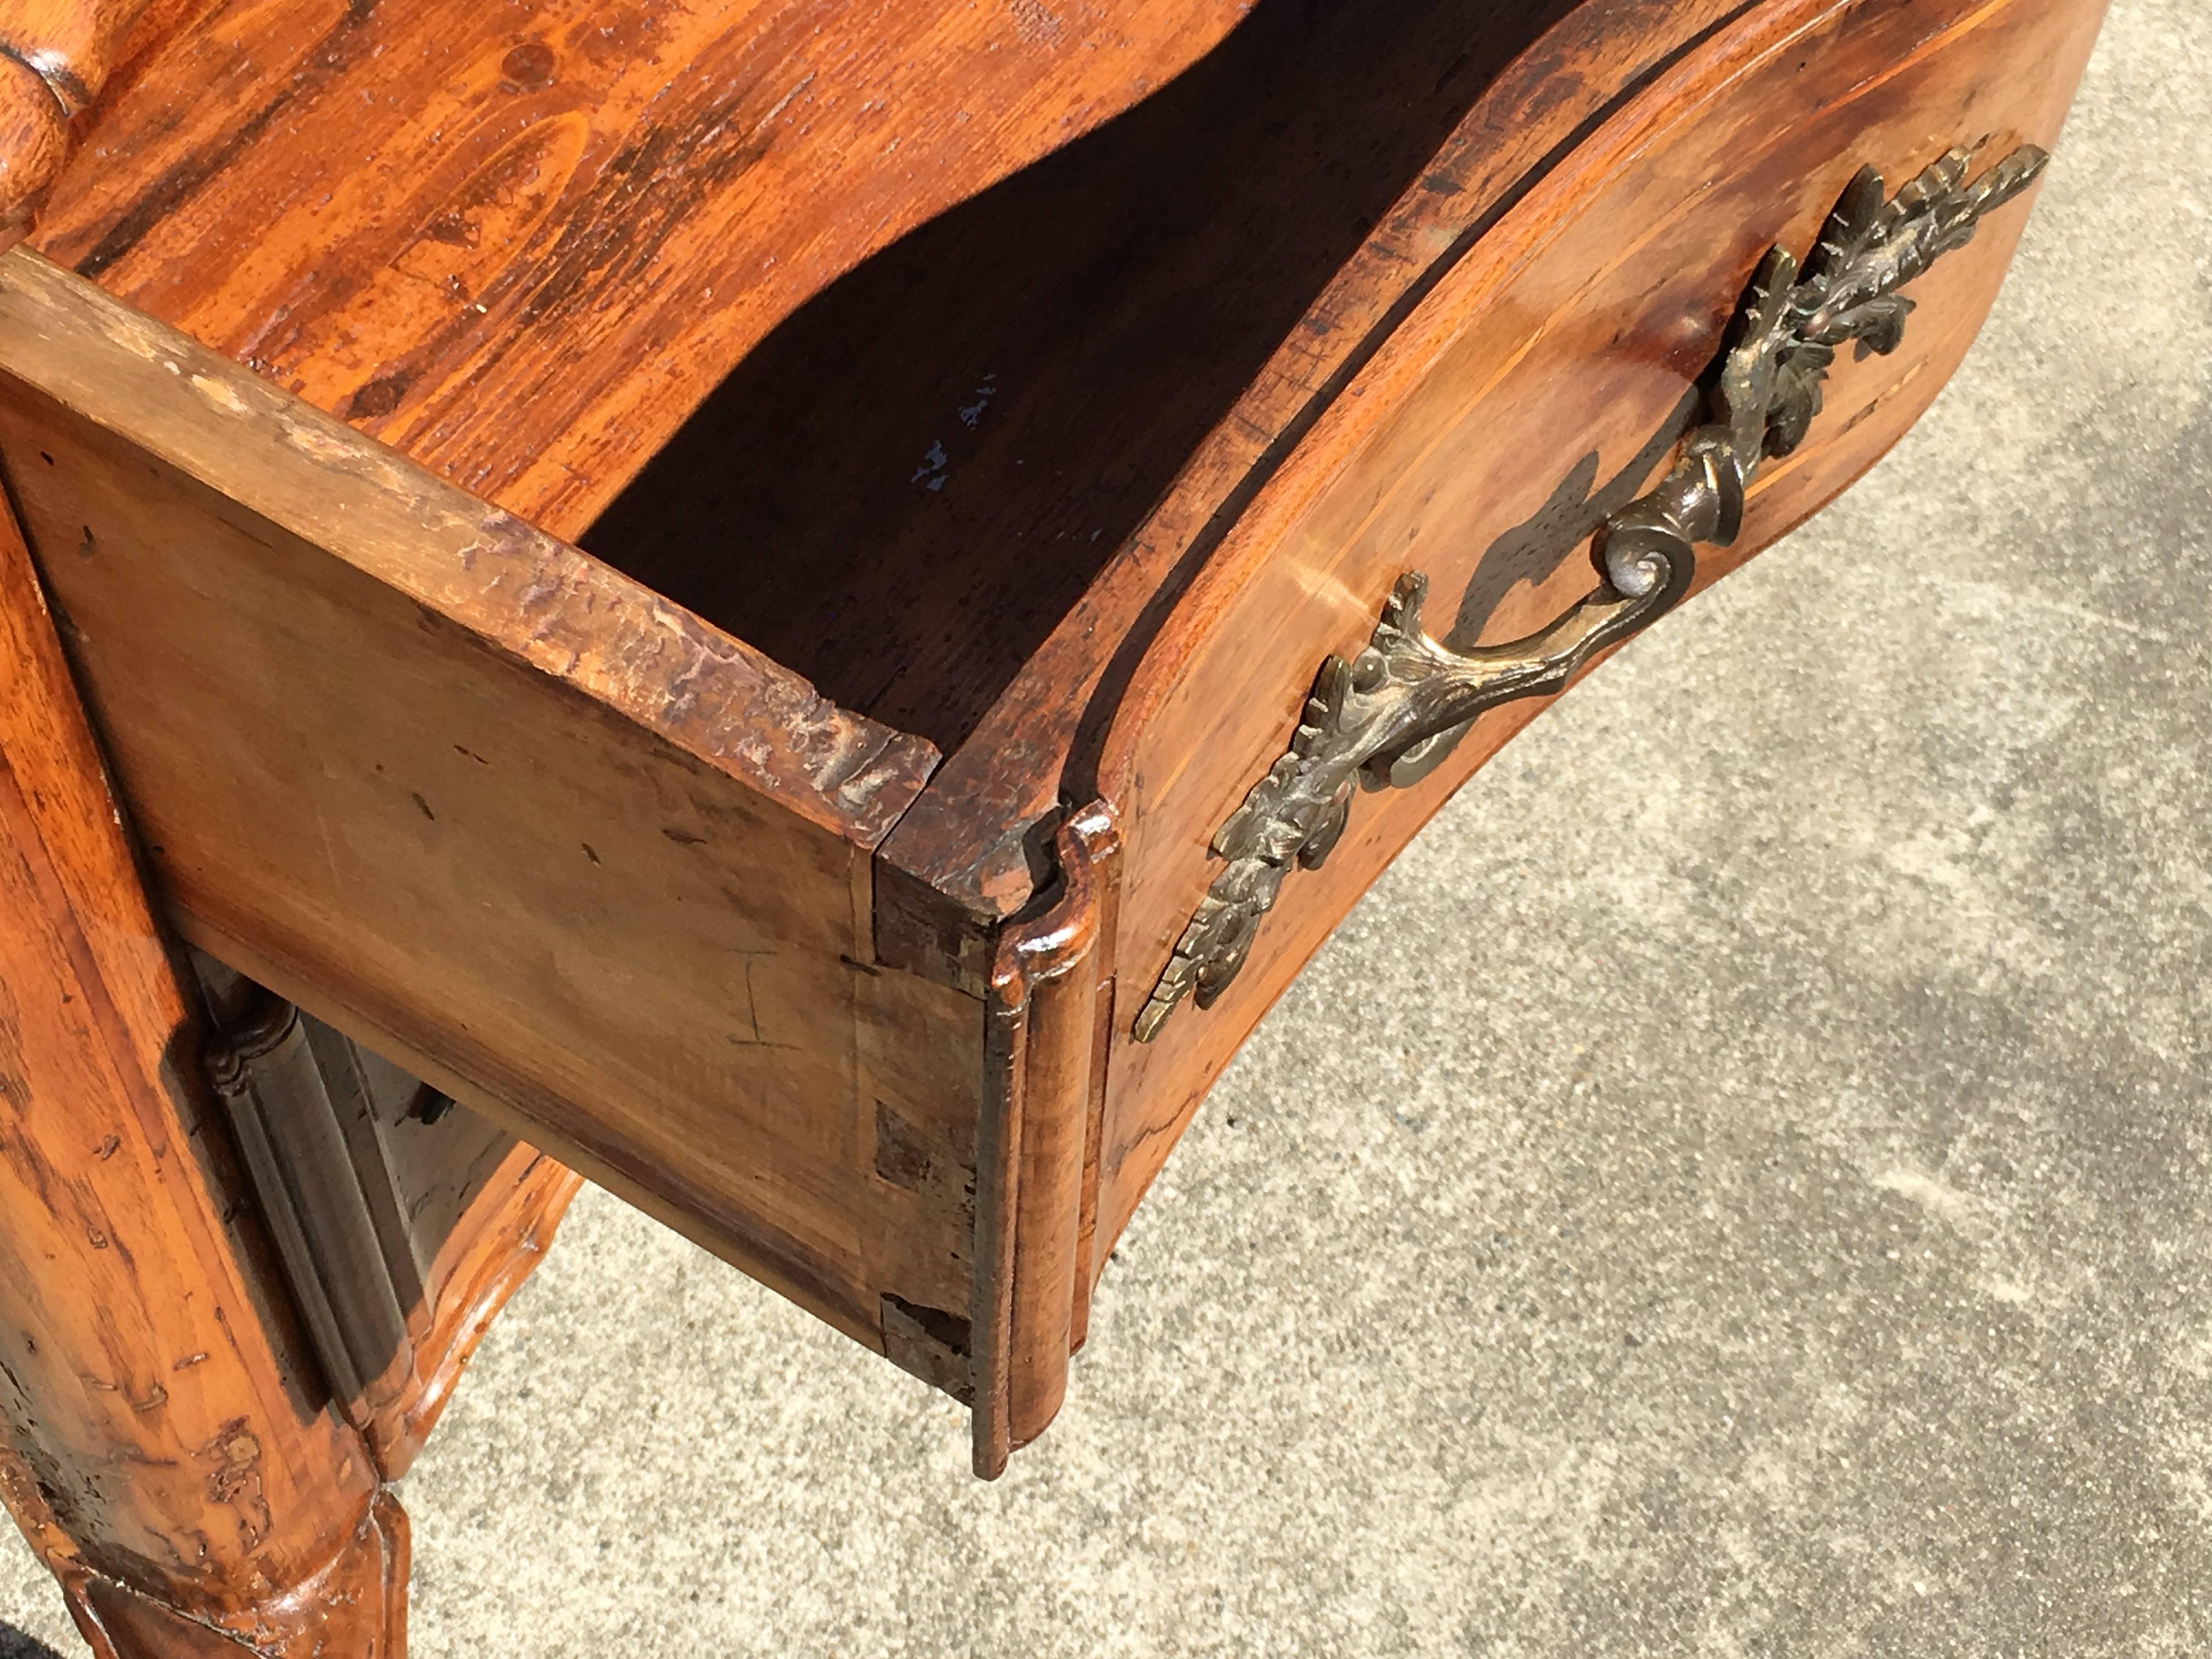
[4,1,2208,1653]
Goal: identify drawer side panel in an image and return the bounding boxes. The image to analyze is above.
[0,258,978,1373]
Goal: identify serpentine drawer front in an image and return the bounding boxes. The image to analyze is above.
[1086,0,2107,1438]
[0,12,2111,1635]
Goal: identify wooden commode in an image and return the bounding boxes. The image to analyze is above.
[0,0,2114,1650]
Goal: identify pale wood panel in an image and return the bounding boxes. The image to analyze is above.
[1092,0,2112,1267]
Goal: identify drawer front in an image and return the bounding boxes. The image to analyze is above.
[1093,0,2109,1267]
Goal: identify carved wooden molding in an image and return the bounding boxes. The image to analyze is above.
[972,803,1121,1479]
[194,957,583,1481]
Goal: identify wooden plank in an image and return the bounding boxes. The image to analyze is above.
[0,249,936,843]
[31,0,1256,534]
[1090,0,2112,1269]
[0,247,977,1366]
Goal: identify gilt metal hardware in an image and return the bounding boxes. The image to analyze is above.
[1134,142,2051,1042]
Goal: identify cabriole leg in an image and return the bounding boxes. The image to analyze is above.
[0,495,405,1655]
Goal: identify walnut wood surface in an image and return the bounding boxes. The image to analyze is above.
[0,249,980,1381]
[0,0,2116,1485]
[1086,0,2112,1285]
[0,485,405,1654]
[31,0,1255,534]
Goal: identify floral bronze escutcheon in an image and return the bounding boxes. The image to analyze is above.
[1133,142,2052,1043]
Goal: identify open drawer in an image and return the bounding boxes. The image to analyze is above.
[0,0,2108,1478]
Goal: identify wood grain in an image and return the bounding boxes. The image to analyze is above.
[0,55,68,245]
[1088,0,2113,1278]
[33,0,1256,533]
[586,0,1588,749]
[0,247,977,1381]
[0,477,404,1654]
[0,0,2115,1485]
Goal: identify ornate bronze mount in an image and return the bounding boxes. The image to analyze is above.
[1133,142,2051,1043]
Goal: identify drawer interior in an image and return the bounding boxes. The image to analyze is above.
[579,0,1578,754]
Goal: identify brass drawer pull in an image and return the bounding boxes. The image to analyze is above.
[1135,142,2050,1042]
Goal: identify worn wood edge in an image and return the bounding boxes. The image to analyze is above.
[873,0,1762,955]
[0,245,939,848]
[1066,834,1124,1356]
[970,960,1025,1479]
[369,1147,583,1479]
[969,803,1118,1478]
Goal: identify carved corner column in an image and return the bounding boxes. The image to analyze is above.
[971,804,1121,1479]
[0,484,405,1651]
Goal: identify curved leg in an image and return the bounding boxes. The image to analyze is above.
[0,494,404,1654]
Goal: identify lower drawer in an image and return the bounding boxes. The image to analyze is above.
[1073,0,2108,1443]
